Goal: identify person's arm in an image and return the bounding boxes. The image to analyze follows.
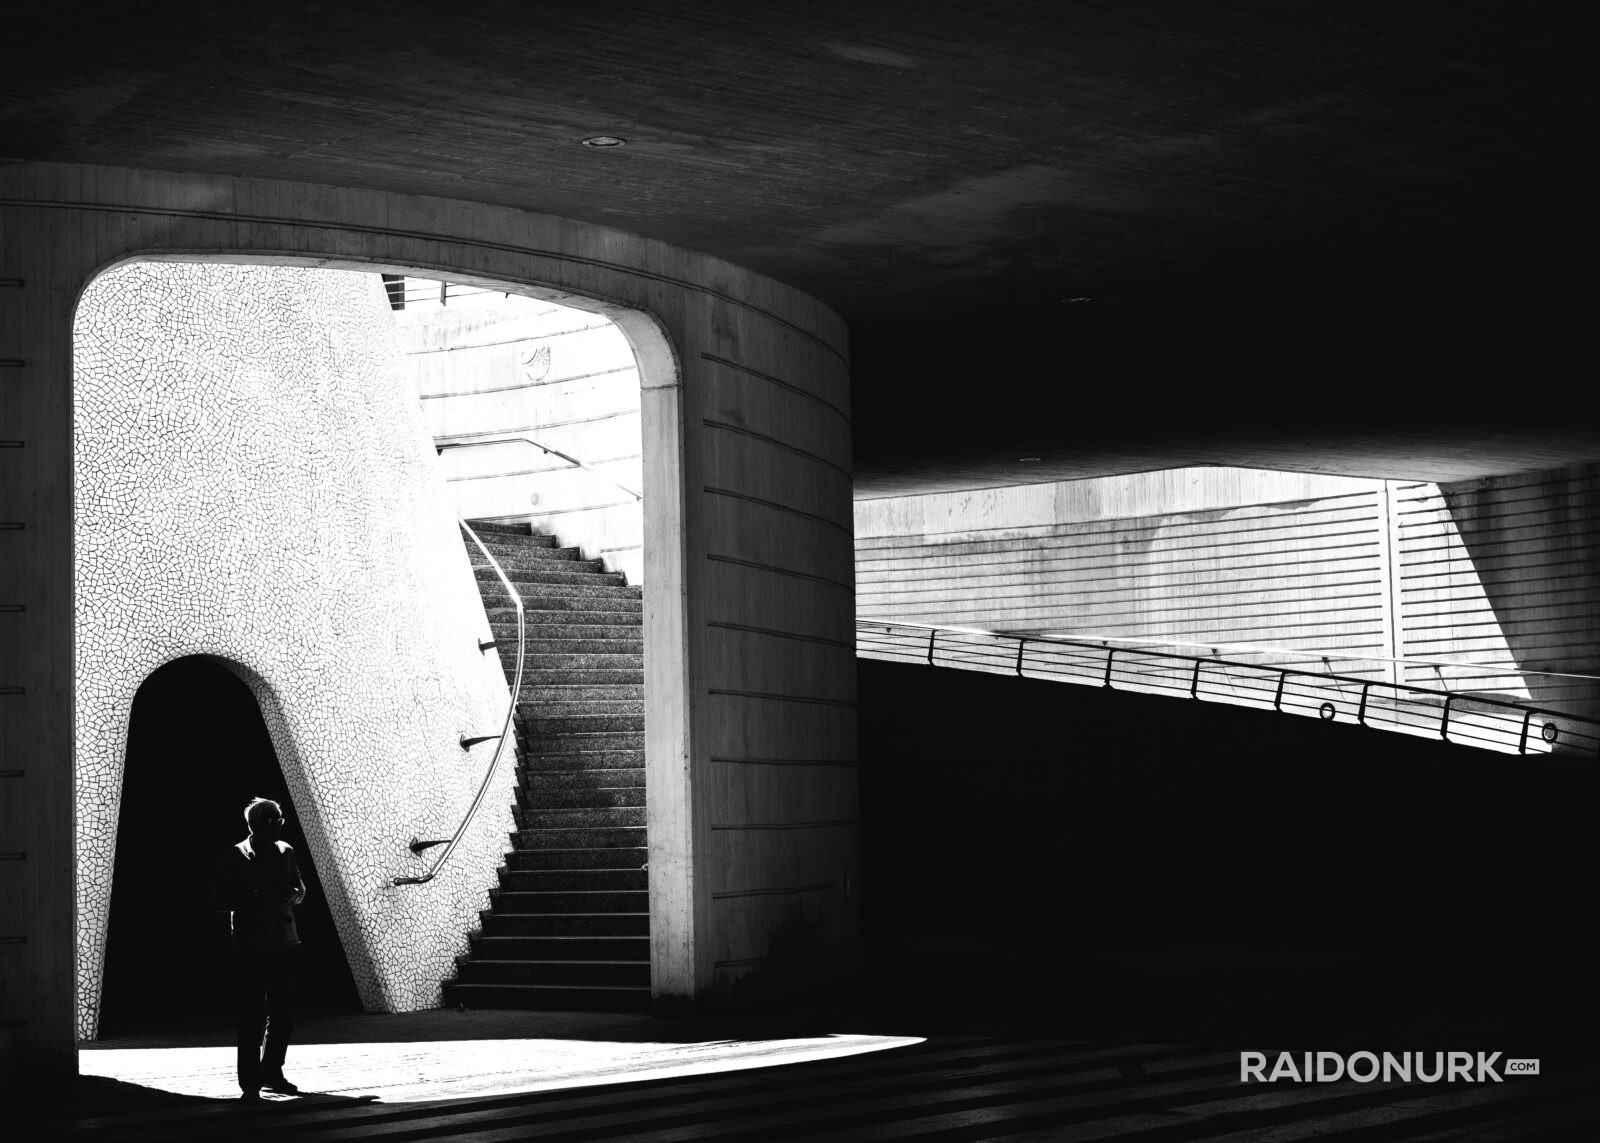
[285,846,307,906]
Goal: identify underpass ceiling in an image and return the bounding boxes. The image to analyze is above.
[4,0,1595,495]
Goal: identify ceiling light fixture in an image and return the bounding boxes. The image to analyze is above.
[1018,456,1042,463]
[580,135,627,147]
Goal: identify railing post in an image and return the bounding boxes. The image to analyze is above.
[1518,709,1532,755]
[927,629,937,667]
[1190,658,1203,699]
[1273,671,1286,712]
[1102,647,1115,688]
[1440,694,1452,742]
[1357,682,1370,727]
[1014,638,1026,678]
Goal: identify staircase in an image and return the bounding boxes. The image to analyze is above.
[442,520,650,1011]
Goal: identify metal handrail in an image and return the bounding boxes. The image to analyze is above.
[436,436,642,503]
[858,617,1600,756]
[394,520,527,886]
[881,622,1600,684]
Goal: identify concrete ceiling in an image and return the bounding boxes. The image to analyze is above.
[4,0,1595,496]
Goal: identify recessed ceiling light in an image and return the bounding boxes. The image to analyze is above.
[580,136,627,147]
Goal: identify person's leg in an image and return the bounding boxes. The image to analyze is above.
[234,948,267,1094]
[260,945,298,1087]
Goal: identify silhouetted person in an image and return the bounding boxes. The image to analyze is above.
[214,796,306,1100]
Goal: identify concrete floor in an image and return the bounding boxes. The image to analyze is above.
[24,1008,1600,1141]
[75,1008,921,1103]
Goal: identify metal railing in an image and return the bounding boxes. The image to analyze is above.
[857,619,1600,758]
[394,520,527,886]
[436,436,642,503]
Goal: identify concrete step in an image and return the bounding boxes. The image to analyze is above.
[489,599,643,618]
[518,784,646,810]
[479,911,649,937]
[503,847,648,872]
[468,934,650,960]
[515,712,645,735]
[499,868,647,892]
[443,982,650,1012]
[499,630,643,649]
[509,654,643,671]
[465,521,549,541]
[472,545,585,565]
[508,662,640,681]
[489,889,649,914]
[454,959,650,988]
[517,731,646,754]
[522,748,645,769]
[515,805,647,831]
[513,825,647,850]
[475,565,626,588]
[479,581,642,603]
[517,684,645,703]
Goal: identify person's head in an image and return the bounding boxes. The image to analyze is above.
[244,797,284,839]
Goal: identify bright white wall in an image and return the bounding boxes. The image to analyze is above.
[395,285,645,583]
[74,262,515,1036]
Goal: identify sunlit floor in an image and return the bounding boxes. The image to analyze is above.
[79,1009,922,1103]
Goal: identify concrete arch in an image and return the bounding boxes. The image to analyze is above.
[0,162,858,1075]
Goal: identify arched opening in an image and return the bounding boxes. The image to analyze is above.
[97,657,361,1037]
[72,254,688,1039]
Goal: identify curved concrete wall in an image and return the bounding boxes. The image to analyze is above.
[399,287,646,583]
[0,162,857,1073]
[73,261,514,1036]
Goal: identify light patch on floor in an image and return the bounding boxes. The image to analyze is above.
[79,1033,924,1103]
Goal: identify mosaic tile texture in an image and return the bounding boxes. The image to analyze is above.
[73,262,517,1038]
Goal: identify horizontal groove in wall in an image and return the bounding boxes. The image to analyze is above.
[0,769,22,778]
[713,938,859,970]
[711,881,838,900]
[859,557,1380,598]
[705,487,851,534]
[860,527,1384,562]
[706,553,852,591]
[479,500,632,517]
[861,596,1385,624]
[420,364,636,400]
[862,570,1384,605]
[710,755,858,767]
[407,320,615,356]
[701,352,849,425]
[708,621,854,650]
[862,510,1385,553]
[710,819,859,831]
[859,514,1384,558]
[1397,544,1595,576]
[708,688,857,709]
[702,419,851,479]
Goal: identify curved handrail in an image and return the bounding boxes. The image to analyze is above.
[857,617,1600,753]
[394,519,527,886]
[437,436,642,503]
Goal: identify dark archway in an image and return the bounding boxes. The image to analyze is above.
[98,657,362,1036]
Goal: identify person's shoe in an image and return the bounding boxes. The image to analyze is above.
[240,1088,263,1103]
[261,1073,300,1095]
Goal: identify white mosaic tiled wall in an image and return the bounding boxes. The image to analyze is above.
[73,261,517,1037]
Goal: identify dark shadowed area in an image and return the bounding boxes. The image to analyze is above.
[858,658,1597,1051]
[98,657,362,1037]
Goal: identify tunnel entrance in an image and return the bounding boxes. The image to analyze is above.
[97,657,362,1037]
